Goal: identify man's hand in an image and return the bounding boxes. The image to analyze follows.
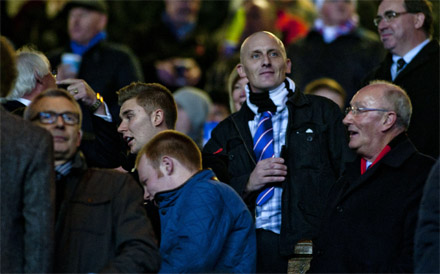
[57,78,106,115]
[246,157,287,192]
[56,63,78,80]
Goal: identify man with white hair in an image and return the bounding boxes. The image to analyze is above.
[308,81,435,273]
[2,46,56,116]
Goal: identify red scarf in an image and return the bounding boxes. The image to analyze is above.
[361,145,391,175]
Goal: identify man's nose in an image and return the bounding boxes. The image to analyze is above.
[343,112,353,125]
[377,17,389,31]
[117,121,126,133]
[262,54,271,66]
[55,115,66,127]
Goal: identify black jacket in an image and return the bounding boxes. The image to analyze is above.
[54,153,161,273]
[309,134,435,273]
[364,40,439,158]
[203,87,352,256]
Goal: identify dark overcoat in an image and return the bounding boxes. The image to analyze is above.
[309,134,435,273]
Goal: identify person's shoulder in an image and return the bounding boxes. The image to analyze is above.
[352,27,381,43]
[210,111,241,133]
[99,41,135,54]
[87,167,138,192]
[411,151,437,168]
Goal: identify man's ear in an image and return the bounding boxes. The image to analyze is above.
[151,109,165,127]
[285,58,292,74]
[34,72,43,85]
[160,156,174,176]
[414,12,425,30]
[382,112,397,131]
[76,129,83,148]
[98,14,108,31]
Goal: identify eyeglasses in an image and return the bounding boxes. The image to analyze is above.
[345,106,390,116]
[32,111,80,125]
[374,11,410,26]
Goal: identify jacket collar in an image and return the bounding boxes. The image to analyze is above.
[341,133,417,198]
[394,40,439,81]
[347,133,415,171]
[154,169,217,207]
[380,40,439,82]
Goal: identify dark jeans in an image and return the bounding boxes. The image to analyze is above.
[256,229,289,273]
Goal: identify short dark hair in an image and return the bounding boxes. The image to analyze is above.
[24,89,83,126]
[404,0,433,36]
[0,36,17,97]
[117,82,177,129]
[136,130,202,172]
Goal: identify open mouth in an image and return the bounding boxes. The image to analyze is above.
[53,136,67,142]
[124,136,134,145]
[348,130,359,138]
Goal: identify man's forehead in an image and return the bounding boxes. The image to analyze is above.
[352,86,384,104]
[35,96,77,112]
[120,98,142,112]
[242,33,283,53]
[246,36,279,50]
[378,0,405,13]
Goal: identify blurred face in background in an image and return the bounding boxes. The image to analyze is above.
[321,0,356,26]
[164,0,201,27]
[312,88,345,110]
[68,7,107,45]
[232,77,248,112]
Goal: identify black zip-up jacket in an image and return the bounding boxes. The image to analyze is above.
[203,83,353,256]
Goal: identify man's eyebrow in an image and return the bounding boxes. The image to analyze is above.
[250,49,262,54]
[121,109,134,117]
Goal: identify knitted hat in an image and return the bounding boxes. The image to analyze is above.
[174,87,211,147]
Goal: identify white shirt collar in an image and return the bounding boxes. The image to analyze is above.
[392,39,430,64]
[16,98,32,106]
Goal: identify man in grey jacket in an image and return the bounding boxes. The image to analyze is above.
[1,35,55,273]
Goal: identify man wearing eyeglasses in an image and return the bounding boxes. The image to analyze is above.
[308,81,435,273]
[364,0,439,158]
[24,89,161,273]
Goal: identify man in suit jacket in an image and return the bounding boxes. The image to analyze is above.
[24,88,161,273]
[308,81,436,273]
[1,36,55,273]
[364,0,439,158]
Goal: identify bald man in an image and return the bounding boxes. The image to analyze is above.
[203,31,352,272]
